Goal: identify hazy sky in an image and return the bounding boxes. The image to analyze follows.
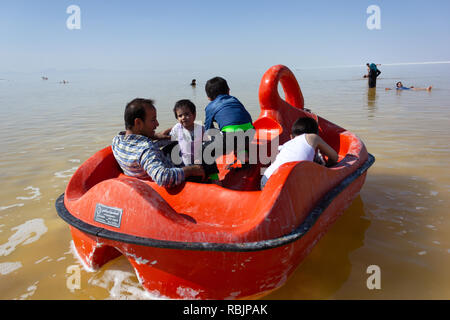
[1,0,449,73]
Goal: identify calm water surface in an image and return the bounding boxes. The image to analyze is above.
[0,64,449,299]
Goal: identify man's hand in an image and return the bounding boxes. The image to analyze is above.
[182,165,206,181]
[154,128,172,140]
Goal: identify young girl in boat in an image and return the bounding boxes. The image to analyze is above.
[168,99,204,166]
[260,117,338,189]
[168,99,220,183]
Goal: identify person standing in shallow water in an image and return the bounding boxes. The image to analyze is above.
[367,63,381,88]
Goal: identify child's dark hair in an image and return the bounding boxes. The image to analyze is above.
[173,99,196,118]
[205,77,230,100]
[291,117,319,137]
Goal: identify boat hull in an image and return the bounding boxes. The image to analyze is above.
[57,164,371,299]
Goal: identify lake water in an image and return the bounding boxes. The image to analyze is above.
[0,64,449,299]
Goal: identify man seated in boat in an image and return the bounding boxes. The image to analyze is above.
[112,98,205,187]
[260,117,338,189]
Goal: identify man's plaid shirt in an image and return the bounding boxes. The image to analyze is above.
[112,132,184,187]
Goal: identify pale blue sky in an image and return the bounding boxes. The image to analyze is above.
[1,0,449,73]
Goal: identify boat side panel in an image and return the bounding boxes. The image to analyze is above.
[67,172,367,299]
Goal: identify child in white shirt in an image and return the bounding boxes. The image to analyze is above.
[170,99,219,182]
[170,100,204,166]
[261,117,338,189]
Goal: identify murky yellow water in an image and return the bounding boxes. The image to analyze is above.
[1,65,449,299]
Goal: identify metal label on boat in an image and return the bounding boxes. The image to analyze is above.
[94,203,123,228]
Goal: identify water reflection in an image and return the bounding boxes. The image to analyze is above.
[367,88,378,118]
[266,196,371,299]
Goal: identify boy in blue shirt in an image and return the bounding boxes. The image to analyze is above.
[204,77,253,131]
[204,77,254,166]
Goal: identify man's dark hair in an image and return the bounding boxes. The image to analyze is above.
[124,98,155,130]
[173,99,196,118]
[205,77,230,100]
[291,117,319,137]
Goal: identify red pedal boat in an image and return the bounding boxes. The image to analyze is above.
[56,65,374,299]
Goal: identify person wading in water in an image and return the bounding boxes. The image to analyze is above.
[367,63,381,88]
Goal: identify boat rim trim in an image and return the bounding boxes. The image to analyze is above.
[55,154,375,252]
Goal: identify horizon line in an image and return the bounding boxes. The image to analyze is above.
[1,60,449,75]
[297,61,450,70]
